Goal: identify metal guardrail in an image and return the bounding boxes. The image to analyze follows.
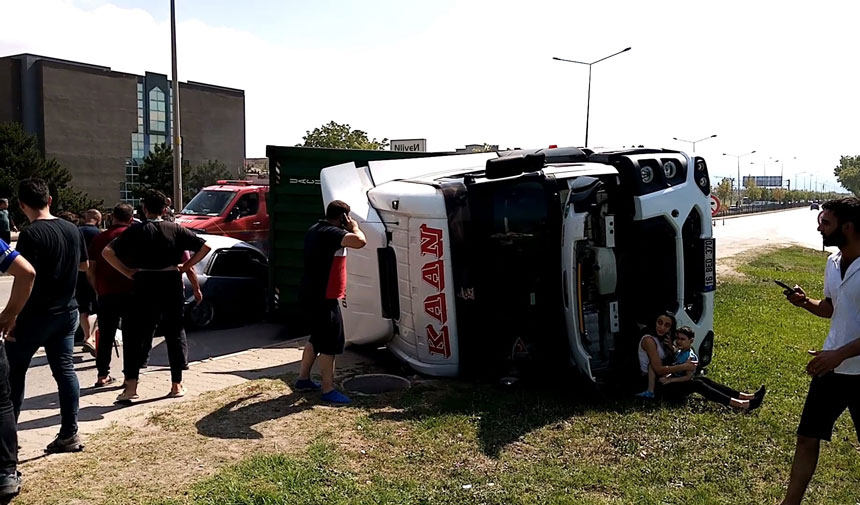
[714,201,812,218]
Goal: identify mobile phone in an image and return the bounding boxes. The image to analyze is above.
[774,280,794,292]
[341,214,348,228]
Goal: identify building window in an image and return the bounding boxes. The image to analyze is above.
[149,86,166,132]
[131,133,144,159]
[150,134,166,150]
[122,159,141,207]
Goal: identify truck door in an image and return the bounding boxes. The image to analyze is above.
[221,191,262,244]
[320,162,394,345]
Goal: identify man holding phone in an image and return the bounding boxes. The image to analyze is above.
[780,197,860,505]
[294,200,366,404]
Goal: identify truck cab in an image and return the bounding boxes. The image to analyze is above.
[320,147,716,383]
[175,180,270,253]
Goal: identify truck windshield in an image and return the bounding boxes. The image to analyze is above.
[181,190,237,216]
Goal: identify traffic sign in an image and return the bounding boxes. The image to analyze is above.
[709,195,721,216]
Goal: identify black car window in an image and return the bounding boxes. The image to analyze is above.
[208,248,268,279]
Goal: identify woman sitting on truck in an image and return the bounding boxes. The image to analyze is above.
[636,312,696,398]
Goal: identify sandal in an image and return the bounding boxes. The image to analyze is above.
[167,386,187,398]
[82,341,97,358]
[94,376,116,387]
[115,390,139,403]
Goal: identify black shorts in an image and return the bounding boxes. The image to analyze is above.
[76,272,98,315]
[307,300,345,355]
[797,372,860,442]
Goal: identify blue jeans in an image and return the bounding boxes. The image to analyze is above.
[6,309,80,438]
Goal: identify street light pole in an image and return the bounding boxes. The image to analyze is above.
[553,47,631,147]
[673,134,717,153]
[170,0,183,209]
[723,150,756,205]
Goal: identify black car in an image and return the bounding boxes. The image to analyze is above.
[184,235,269,329]
[810,202,819,210]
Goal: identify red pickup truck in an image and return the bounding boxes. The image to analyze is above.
[175,180,270,253]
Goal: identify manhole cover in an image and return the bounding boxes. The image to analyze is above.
[343,374,411,395]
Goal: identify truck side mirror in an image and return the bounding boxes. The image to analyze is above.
[226,208,240,222]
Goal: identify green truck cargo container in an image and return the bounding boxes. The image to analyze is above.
[265,146,448,334]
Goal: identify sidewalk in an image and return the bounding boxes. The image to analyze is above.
[16,327,378,462]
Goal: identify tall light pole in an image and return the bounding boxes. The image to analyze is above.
[553,47,631,147]
[723,150,756,204]
[170,0,183,209]
[673,134,717,153]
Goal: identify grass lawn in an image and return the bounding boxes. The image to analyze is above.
[16,247,860,504]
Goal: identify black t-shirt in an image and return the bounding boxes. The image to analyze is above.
[16,218,88,317]
[300,221,348,302]
[79,224,100,247]
[111,220,205,270]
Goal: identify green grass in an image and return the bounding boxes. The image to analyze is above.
[154,247,860,505]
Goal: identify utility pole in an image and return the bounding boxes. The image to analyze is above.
[170,0,183,209]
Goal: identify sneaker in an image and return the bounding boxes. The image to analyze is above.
[0,471,21,497]
[635,391,655,399]
[321,389,351,405]
[754,385,767,398]
[45,433,84,453]
[294,379,321,391]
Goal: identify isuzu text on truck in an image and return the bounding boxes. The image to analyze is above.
[320,146,716,382]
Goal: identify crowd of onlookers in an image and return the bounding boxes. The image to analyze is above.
[0,179,208,500]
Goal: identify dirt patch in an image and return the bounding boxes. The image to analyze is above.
[717,244,786,283]
[15,378,373,505]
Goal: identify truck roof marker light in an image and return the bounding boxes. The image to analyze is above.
[548,145,558,149]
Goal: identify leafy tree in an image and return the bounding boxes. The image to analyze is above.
[715,178,733,206]
[136,142,235,203]
[0,121,101,226]
[185,160,232,201]
[834,155,860,197]
[744,177,763,202]
[772,188,786,202]
[297,121,389,150]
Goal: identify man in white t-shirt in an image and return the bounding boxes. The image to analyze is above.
[780,197,860,505]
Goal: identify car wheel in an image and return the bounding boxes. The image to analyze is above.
[189,300,215,329]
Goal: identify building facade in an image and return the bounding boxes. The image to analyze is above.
[0,53,245,206]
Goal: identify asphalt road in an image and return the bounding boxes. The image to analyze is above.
[712,206,835,259]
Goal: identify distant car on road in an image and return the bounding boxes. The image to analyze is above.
[810,202,820,210]
[184,234,269,329]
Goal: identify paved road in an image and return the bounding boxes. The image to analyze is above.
[712,206,835,258]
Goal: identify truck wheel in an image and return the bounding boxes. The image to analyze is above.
[189,300,215,329]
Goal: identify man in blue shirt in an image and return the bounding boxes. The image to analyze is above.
[0,236,36,499]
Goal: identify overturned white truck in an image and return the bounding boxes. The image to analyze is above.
[321,147,716,382]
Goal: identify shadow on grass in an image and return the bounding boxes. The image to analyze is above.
[195,388,315,440]
[366,373,670,459]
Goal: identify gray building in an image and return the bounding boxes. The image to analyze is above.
[0,53,245,206]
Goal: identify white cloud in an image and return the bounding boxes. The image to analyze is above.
[1,0,857,191]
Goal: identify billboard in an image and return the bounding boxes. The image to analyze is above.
[391,139,427,152]
[743,175,783,188]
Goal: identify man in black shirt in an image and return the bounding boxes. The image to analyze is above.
[6,178,88,453]
[103,190,210,403]
[295,200,366,404]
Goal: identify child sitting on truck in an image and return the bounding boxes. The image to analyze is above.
[658,326,766,411]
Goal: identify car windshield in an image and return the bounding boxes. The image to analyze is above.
[181,190,237,216]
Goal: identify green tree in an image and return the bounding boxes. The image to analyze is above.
[185,160,232,201]
[744,177,763,202]
[772,188,786,203]
[136,142,235,204]
[297,121,389,150]
[834,155,860,197]
[0,121,100,225]
[715,178,733,206]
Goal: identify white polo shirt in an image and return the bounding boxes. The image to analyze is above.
[823,251,860,375]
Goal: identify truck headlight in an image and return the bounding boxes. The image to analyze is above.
[695,159,707,172]
[662,160,677,178]
[640,166,654,183]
